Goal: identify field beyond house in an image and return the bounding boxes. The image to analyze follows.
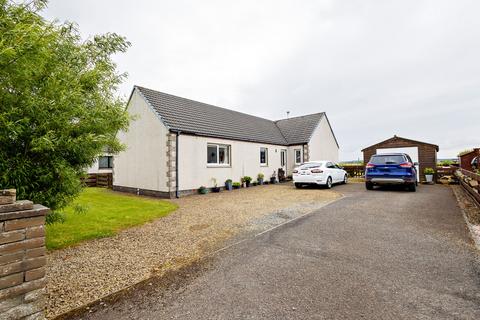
[46,188,177,250]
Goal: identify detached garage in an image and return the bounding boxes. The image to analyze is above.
[362,135,439,182]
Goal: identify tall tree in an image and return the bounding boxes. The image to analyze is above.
[0,0,131,210]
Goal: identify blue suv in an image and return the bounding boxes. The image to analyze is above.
[365,153,418,192]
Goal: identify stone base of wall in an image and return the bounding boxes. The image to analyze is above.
[0,189,48,320]
[112,185,212,198]
[112,185,173,199]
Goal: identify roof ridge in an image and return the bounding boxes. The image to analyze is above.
[133,85,327,146]
[274,112,325,123]
[135,85,277,124]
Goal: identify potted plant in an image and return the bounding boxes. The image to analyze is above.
[424,168,435,183]
[270,170,277,184]
[252,181,258,186]
[232,182,241,189]
[243,176,252,187]
[198,186,208,194]
[225,179,233,191]
[211,178,221,193]
[257,173,264,185]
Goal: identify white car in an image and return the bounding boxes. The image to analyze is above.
[293,161,348,189]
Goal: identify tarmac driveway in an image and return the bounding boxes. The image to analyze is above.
[76,183,480,320]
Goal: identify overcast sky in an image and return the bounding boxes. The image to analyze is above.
[42,0,479,161]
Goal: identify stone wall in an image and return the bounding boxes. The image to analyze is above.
[166,132,177,196]
[0,189,49,320]
[302,144,310,163]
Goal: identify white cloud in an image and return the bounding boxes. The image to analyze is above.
[42,0,480,160]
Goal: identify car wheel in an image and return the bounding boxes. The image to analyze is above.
[343,174,348,184]
[326,177,332,189]
[366,182,373,190]
[408,183,416,192]
[295,183,302,189]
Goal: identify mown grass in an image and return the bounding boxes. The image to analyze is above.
[46,188,177,250]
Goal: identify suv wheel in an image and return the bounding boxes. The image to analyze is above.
[408,183,416,192]
[366,182,373,190]
[295,183,302,189]
[343,174,348,184]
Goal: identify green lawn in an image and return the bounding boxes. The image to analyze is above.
[46,188,177,250]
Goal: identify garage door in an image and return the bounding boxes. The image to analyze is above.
[376,147,419,182]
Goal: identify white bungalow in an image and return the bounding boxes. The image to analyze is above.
[113,86,339,198]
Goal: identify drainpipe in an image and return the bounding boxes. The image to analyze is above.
[175,131,180,198]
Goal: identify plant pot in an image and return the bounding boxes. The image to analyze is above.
[425,174,433,183]
[233,185,240,190]
[225,182,232,191]
[198,188,208,194]
[245,181,250,187]
[212,187,221,193]
[270,177,276,184]
[258,179,263,185]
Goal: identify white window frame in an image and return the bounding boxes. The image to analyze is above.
[280,149,287,167]
[295,149,302,165]
[260,147,268,166]
[207,143,231,167]
[98,155,113,169]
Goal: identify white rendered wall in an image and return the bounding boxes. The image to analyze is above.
[177,135,287,190]
[287,145,304,175]
[114,89,169,192]
[308,117,339,162]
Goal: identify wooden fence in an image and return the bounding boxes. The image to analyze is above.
[342,165,365,178]
[342,165,458,181]
[435,166,457,181]
[81,173,113,189]
[458,168,480,205]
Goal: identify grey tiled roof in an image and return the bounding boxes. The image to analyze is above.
[274,113,325,145]
[135,86,325,146]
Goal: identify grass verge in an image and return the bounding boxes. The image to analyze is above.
[46,188,177,250]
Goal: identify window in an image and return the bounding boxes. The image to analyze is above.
[260,147,268,165]
[207,144,230,166]
[326,162,336,169]
[370,155,406,165]
[280,150,286,167]
[98,156,113,169]
[299,163,321,170]
[295,149,302,164]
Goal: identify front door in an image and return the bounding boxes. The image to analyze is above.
[280,149,287,172]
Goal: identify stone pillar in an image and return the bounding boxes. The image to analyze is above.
[303,144,310,163]
[0,189,49,320]
[166,133,177,197]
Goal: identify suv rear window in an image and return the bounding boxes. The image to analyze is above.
[370,155,406,165]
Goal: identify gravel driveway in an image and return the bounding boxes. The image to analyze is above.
[46,183,339,318]
[74,183,480,320]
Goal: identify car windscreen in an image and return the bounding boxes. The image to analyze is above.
[299,163,323,169]
[370,155,406,165]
